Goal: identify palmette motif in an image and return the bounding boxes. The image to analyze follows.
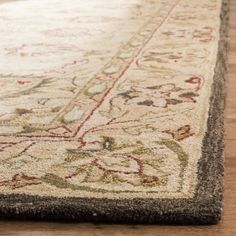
[0,0,221,199]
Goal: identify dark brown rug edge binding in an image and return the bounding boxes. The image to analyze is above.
[0,0,229,224]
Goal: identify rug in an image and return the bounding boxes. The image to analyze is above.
[0,0,228,224]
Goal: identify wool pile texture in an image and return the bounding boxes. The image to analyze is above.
[0,0,228,224]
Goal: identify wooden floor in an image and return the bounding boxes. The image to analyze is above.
[1,1,236,235]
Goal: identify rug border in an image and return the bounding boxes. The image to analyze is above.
[0,0,229,224]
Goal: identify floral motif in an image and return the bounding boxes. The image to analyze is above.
[0,173,41,190]
[48,137,170,188]
[118,81,200,108]
[193,26,214,43]
[163,125,194,141]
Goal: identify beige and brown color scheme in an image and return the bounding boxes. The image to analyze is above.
[0,0,228,224]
